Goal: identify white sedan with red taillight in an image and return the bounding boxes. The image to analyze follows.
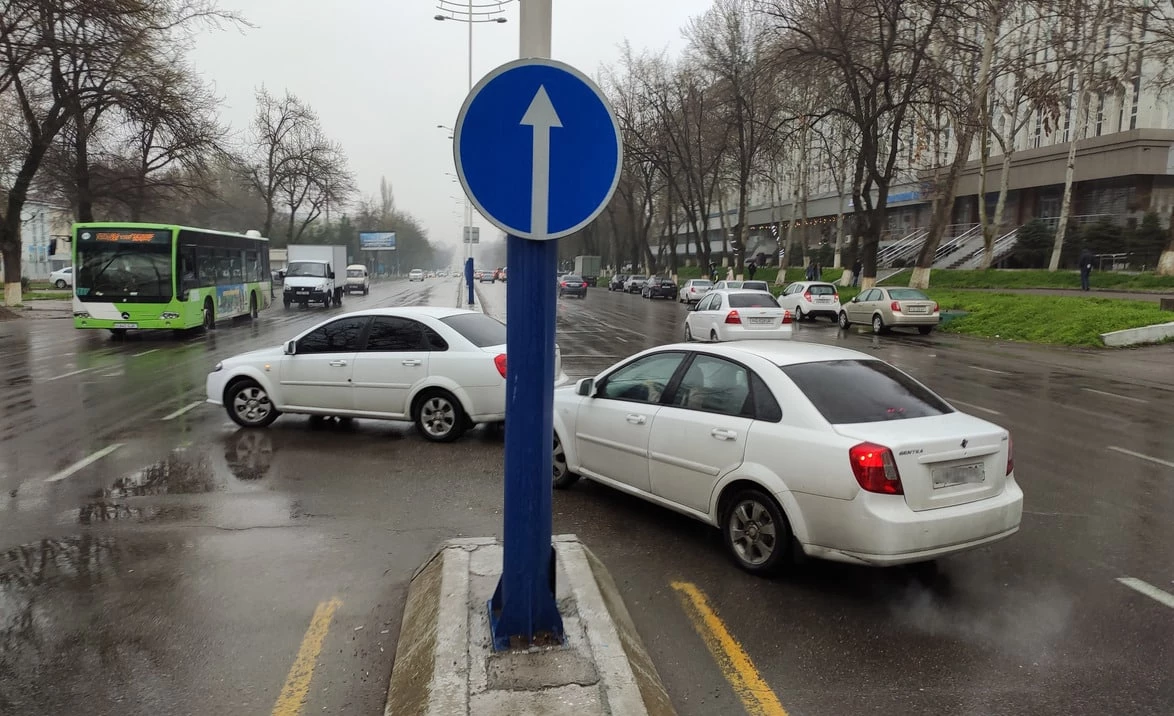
[683,289,793,343]
[206,307,568,442]
[551,341,1022,574]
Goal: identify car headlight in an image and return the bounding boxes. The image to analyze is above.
[212,361,223,372]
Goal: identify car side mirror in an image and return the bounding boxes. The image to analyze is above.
[329,271,335,279]
[576,377,595,397]
[284,339,297,355]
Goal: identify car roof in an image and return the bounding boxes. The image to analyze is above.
[338,306,478,320]
[707,289,775,296]
[651,340,871,366]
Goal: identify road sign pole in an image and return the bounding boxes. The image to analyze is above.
[488,0,562,650]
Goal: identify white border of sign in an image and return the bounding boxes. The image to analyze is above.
[453,57,623,241]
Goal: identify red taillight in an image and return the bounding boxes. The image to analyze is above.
[849,443,903,494]
[932,302,939,313]
[803,290,813,301]
[782,310,793,324]
[725,310,741,324]
[890,301,902,312]
[494,354,507,378]
[1006,436,1014,476]
[561,281,567,287]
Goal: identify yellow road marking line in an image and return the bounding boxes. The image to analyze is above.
[671,581,788,716]
[271,597,342,716]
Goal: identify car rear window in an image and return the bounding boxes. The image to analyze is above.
[691,280,713,287]
[743,281,769,291]
[564,275,584,282]
[780,359,953,424]
[808,285,837,295]
[888,288,929,300]
[728,293,779,308]
[440,313,507,347]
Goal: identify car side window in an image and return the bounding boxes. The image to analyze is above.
[667,355,752,417]
[863,289,880,302]
[297,316,369,354]
[750,372,782,422]
[696,295,713,311]
[365,316,443,351]
[598,352,686,404]
[711,294,723,310]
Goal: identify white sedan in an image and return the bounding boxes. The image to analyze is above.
[551,341,1022,574]
[778,281,842,322]
[683,290,793,342]
[50,266,73,288]
[206,307,567,442]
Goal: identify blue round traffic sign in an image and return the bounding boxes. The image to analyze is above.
[454,58,623,241]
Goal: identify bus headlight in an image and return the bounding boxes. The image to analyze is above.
[160,312,180,320]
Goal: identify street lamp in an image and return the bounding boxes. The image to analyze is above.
[434,0,513,278]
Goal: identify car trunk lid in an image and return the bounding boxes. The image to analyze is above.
[834,412,1009,511]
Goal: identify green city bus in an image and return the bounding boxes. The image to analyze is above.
[72,223,272,335]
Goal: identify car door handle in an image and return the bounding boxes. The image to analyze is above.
[401,359,422,366]
[625,414,646,425]
[329,360,348,367]
[711,428,737,441]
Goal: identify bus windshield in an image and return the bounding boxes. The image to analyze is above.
[286,261,327,278]
[76,245,172,302]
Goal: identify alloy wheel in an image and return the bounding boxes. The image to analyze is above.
[232,385,273,426]
[420,396,456,438]
[728,498,778,567]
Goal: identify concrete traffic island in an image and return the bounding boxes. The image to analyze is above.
[385,535,675,716]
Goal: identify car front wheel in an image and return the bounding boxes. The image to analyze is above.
[414,390,467,442]
[55,279,67,289]
[872,314,886,334]
[838,311,850,329]
[722,488,791,575]
[226,379,280,428]
[553,432,579,489]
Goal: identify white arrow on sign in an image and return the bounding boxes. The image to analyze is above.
[520,85,562,238]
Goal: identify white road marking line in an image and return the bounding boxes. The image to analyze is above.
[969,365,1011,376]
[945,398,1002,415]
[1083,387,1148,404]
[46,368,91,381]
[133,348,159,357]
[1117,577,1174,609]
[45,444,124,483]
[162,401,203,421]
[1107,446,1174,469]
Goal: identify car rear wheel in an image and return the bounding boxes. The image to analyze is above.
[55,279,67,289]
[872,314,886,334]
[838,311,850,329]
[553,432,579,489]
[414,390,466,443]
[684,323,694,342]
[226,379,280,428]
[722,488,791,575]
[795,306,805,322]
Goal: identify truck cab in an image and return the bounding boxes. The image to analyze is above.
[344,264,369,295]
[283,260,336,308]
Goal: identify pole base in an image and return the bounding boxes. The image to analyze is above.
[488,543,563,650]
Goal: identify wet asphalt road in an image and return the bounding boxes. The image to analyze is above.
[1,276,1172,715]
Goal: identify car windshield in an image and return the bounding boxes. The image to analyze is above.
[808,284,837,295]
[728,293,779,308]
[724,281,744,289]
[346,269,364,277]
[440,313,507,347]
[888,288,930,300]
[286,262,326,278]
[781,359,954,424]
[76,245,172,302]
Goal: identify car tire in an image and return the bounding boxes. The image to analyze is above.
[684,323,694,342]
[225,378,280,428]
[722,488,791,576]
[414,390,467,443]
[55,279,67,289]
[553,432,579,489]
[838,311,850,329]
[795,306,805,322]
[872,314,887,334]
[710,329,719,343]
[202,299,215,330]
[918,325,934,335]
[249,293,259,319]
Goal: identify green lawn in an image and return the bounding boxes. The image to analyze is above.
[879,268,1174,291]
[673,265,845,285]
[930,291,1172,346]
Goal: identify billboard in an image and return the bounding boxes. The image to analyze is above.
[359,231,396,251]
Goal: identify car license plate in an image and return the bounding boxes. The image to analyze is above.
[748,317,774,325]
[907,305,927,314]
[816,297,831,303]
[296,289,309,294]
[113,322,137,329]
[932,462,985,489]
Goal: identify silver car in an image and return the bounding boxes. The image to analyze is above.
[679,278,713,304]
[839,287,940,335]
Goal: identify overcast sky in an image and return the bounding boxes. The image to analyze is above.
[190,0,713,252]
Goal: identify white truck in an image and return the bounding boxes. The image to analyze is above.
[282,245,348,308]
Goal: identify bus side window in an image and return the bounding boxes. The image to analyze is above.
[180,248,198,292]
[198,251,217,288]
[246,250,260,282]
[217,251,232,282]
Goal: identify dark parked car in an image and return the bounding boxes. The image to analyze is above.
[608,274,628,291]
[559,274,588,298]
[641,276,678,300]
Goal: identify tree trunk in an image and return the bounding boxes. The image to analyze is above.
[1050,85,1089,271]
[911,127,976,289]
[717,191,730,267]
[74,124,95,222]
[1,142,55,305]
[2,242,21,307]
[833,193,846,269]
[984,150,1014,269]
[1159,208,1174,275]
[735,184,750,281]
[782,170,801,271]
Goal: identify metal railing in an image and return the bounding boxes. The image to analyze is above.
[877,228,929,267]
[950,227,1020,270]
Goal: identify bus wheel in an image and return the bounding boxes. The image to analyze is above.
[203,299,216,330]
[250,293,259,319]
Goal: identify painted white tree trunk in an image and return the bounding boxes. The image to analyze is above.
[1158,249,1174,275]
[1050,72,1091,271]
[3,282,20,307]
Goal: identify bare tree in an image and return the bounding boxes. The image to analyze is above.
[244,87,316,239]
[763,0,951,289]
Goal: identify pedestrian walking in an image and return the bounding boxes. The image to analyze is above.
[851,258,862,287]
[747,261,757,280]
[805,263,815,281]
[1079,249,1094,291]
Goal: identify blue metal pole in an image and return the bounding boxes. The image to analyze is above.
[465,256,475,307]
[489,233,563,649]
